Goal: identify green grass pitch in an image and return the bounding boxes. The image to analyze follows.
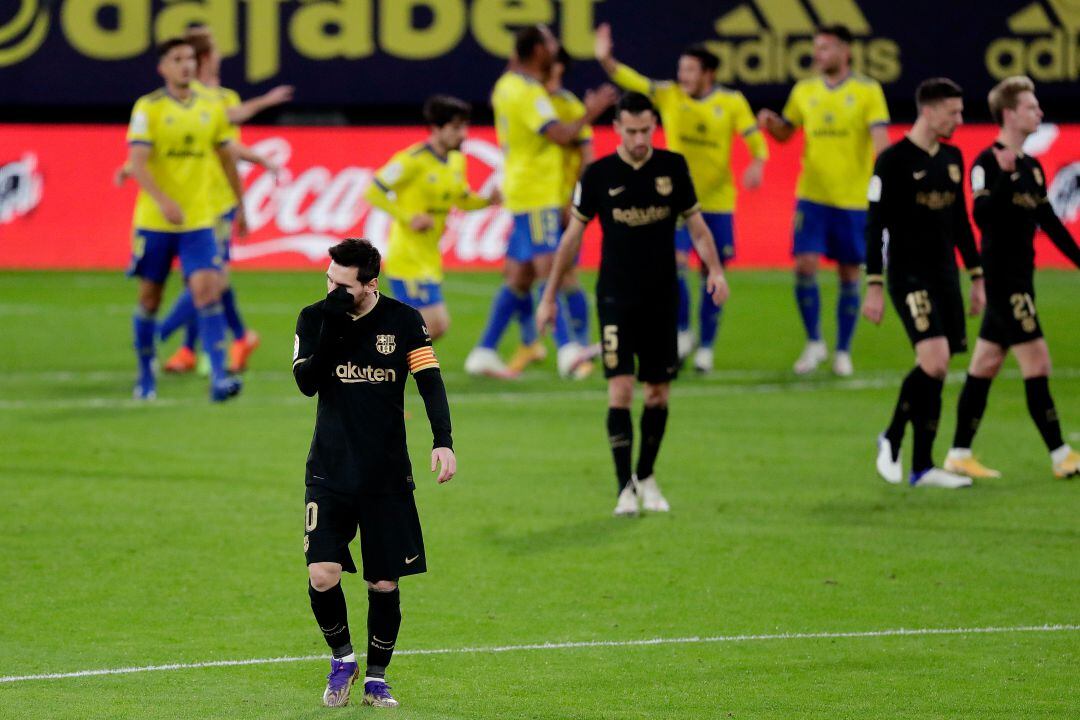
[0,269,1076,719]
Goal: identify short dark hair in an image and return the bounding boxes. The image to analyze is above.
[423,95,471,127]
[681,44,719,73]
[328,238,381,283]
[515,25,546,62]
[616,92,656,118]
[156,38,191,60]
[916,77,964,109]
[815,24,853,44]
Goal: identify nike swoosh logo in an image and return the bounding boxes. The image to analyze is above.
[608,186,625,196]
[913,171,927,180]
[405,555,420,565]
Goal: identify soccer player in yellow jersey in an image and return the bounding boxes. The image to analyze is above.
[154,26,287,376]
[125,38,242,402]
[545,48,598,378]
[365,95,498,340]
[596,23,768,373]
[758,24,890,377]
[464,25,616,378]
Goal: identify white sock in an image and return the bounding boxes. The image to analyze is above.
[364,676,385,684]
[1050,444,1071,465]
[947,448,972,460]
[338,653,356,663]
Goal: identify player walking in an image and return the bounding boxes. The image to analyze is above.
[861,79,984,489]
[537,93,728,515]
[293,239,455,708]
[945,76,1080,480]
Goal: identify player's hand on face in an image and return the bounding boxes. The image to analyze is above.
[742,160,764,190]
[323,285,355,317]
[431,447,456,484]
[991,146,1017,173]
[861,285,885,324]
[409,213,435,231]
[706,271,729,306]
[159,197,184,225]
[594,22,613,60]
[969,277,986,317]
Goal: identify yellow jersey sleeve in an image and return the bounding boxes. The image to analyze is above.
[519,81,558,135]
[367,149,420,224]
[781,82,805,127]
[126,96,154,146]
[220,87,242,143]
[863,80,890,127]
[608,62,654,95]
[734,91,768,160]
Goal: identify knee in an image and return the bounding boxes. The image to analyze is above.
[308,564,341,592]
[643,384,670,407]
[608,379,633,408]
[367,580,398,593]
[794,255,818,277]
[1022,356,1052,378]
[919,356,950,380]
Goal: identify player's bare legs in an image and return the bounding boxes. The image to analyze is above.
[793,252,827,374]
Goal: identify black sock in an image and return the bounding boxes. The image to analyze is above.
[909,367,944,474]
[885,368,920,459]
[953,374,993,449]
[1024,376,1064,452]
[607,407,633,493]
[366,587,401,679]
[635,405,669,480]
[309,582,352,658]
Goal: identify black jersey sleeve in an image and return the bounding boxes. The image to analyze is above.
[1032,159,1080,268]
[401,308,453,450]
[970,151,1004,231]
[951,150,982,274]
[571,163,598,222]
[864,150,893,280]
[672,153,700,218]
[292,306,324,397]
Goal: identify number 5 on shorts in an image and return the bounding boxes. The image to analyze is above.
[602,325,619,369]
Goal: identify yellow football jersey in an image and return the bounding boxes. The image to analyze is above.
[366,142,489,282]
[549,89,592,207]
[193,81,242,217]
[610,63,768,213]
[126,87,232,232]
[491,72,563,213]
[781,74,890,210]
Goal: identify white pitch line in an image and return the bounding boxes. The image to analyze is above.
[0,624,1074,684]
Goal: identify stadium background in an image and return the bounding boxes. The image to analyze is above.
[3,0,1080,271]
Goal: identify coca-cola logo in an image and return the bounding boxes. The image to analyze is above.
[0,152,43,225]
[1048,161,1080,225]
[231,137,511,264]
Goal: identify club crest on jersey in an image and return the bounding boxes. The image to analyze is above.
[655,176,672,196]
[948,164,961,183]
[375,334,396,355]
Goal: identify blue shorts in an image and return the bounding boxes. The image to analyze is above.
[126,227,222,284]
[792,199,867,265]
[215,208,237,263]
[387,277,444,309]
[507,208,560,263]
[675,212,735,265]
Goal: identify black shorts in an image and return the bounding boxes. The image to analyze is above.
[888,275,968,355]
[304,485,426,582]
[596,296,678,383]
[979,287,1043,348]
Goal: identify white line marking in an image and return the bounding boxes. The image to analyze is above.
[2,368,1077,412]
[0,624,1074,684]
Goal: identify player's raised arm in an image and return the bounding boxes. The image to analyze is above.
[229,84,294,124]
[594,22,654,96]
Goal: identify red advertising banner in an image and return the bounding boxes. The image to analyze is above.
[2,123,1079,271]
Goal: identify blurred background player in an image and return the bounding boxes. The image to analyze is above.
[595,23,767,373]
[153,25,289,376]
[759,25,890,377]
[945,76,1080,480]
[365,94,500,340]
[125,38,241,402]
[537,93,728,516]
[862,78,983,489]
[463,25,616,378]
[546,47,598,378]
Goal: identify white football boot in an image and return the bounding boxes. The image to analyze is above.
[635,475,671,512]
[793,340,828,375]
[876,434,903,484]
[910,467,973,489]
[464,347,516,379]
[677,329,695,363]
[693,347,714,374]
[832,350,854,377]
[613,483,639,517]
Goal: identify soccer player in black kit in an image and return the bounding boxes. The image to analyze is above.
[861,78,985,489]
[292,238,456,708]
[536,92,729,516]
[943,76,1080,481]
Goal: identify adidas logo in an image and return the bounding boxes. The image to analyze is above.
[703,0,900,84]
[987,1,1080,81]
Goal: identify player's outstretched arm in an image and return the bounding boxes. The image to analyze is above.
[757,108,796,142]
[127,144,183,225]
[232,142,281,179]
[229,85,294,125]
[537,216,586,333]
[216,143,248,236]
[686,211,729,306]
[1036,204,1080,268]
